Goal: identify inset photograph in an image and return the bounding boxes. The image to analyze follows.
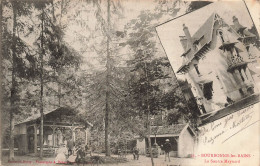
[156,1,260,123]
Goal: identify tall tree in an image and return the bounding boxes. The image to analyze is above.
[32,0,81,157]
[105,0,111,156]
[66,0,125,156]
[125,11,171,164]
[10,1,18,160]
[2,0,33,160]
[32,1,51,157]
[39,5,45,158]
[123,2,190,164]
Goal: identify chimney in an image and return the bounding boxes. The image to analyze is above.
[179,36,188,52]
[232,16,240,27]
[183,24,192,44]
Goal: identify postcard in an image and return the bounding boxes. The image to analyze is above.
[1,0,259,166]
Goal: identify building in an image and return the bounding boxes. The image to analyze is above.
[14,107,93,155]
[176,13,260,116]
[135,124,196,158]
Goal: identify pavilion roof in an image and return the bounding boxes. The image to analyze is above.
[15,107,93,127]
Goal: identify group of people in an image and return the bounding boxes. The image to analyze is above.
[55,138,91,164]
[55,138,172,163]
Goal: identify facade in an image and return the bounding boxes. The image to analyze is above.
[136,124,196,158]
[14,107,93,155]
[177,13,260,115]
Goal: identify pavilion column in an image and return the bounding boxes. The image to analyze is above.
[52,127,56,147]
[34,124,38,154]
[72,128,76,142]
[85,128,89,145]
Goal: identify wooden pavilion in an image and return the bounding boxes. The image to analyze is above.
[14,107,93,155]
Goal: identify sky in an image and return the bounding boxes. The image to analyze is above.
[156,1,255,80]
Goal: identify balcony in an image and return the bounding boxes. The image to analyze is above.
[227,61,247,73]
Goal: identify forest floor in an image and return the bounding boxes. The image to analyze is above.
[1,153,196,166]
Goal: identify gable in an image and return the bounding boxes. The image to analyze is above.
[192,13,216,46]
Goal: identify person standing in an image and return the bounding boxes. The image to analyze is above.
[162,139,172,162]
[133,146,139,160]
[67,138,75,156]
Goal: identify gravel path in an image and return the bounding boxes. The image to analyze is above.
[1,154,196,166]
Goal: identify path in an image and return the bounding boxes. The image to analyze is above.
[1,154,197,166]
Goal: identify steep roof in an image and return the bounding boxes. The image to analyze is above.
[177,13,216,73]
[181,13,216,58]
[192,13,216,46]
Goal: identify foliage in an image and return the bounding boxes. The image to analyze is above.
[186,1,212,12]
[1,0,210,160]
[1,0,83,158]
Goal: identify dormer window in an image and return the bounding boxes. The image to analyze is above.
[193,36,204,51]
[193,43,198,51]
[219,31,225,43]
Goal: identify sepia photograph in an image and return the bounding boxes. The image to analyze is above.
[1,0,260,166]
[156,1,260,165]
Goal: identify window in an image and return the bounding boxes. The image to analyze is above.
[194,64,200,75]
[193,42,201,51]
[203,82,213,100]
[193,43,198,51]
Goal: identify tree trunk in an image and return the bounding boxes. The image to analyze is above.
[58,80,61,107]
[147,108,154,166]
[144,62,154,166]
[39,9,44,159]
[9,3,17,161]
[57,0,63,108]
[105,0,111,156]
[57,68,61,107]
